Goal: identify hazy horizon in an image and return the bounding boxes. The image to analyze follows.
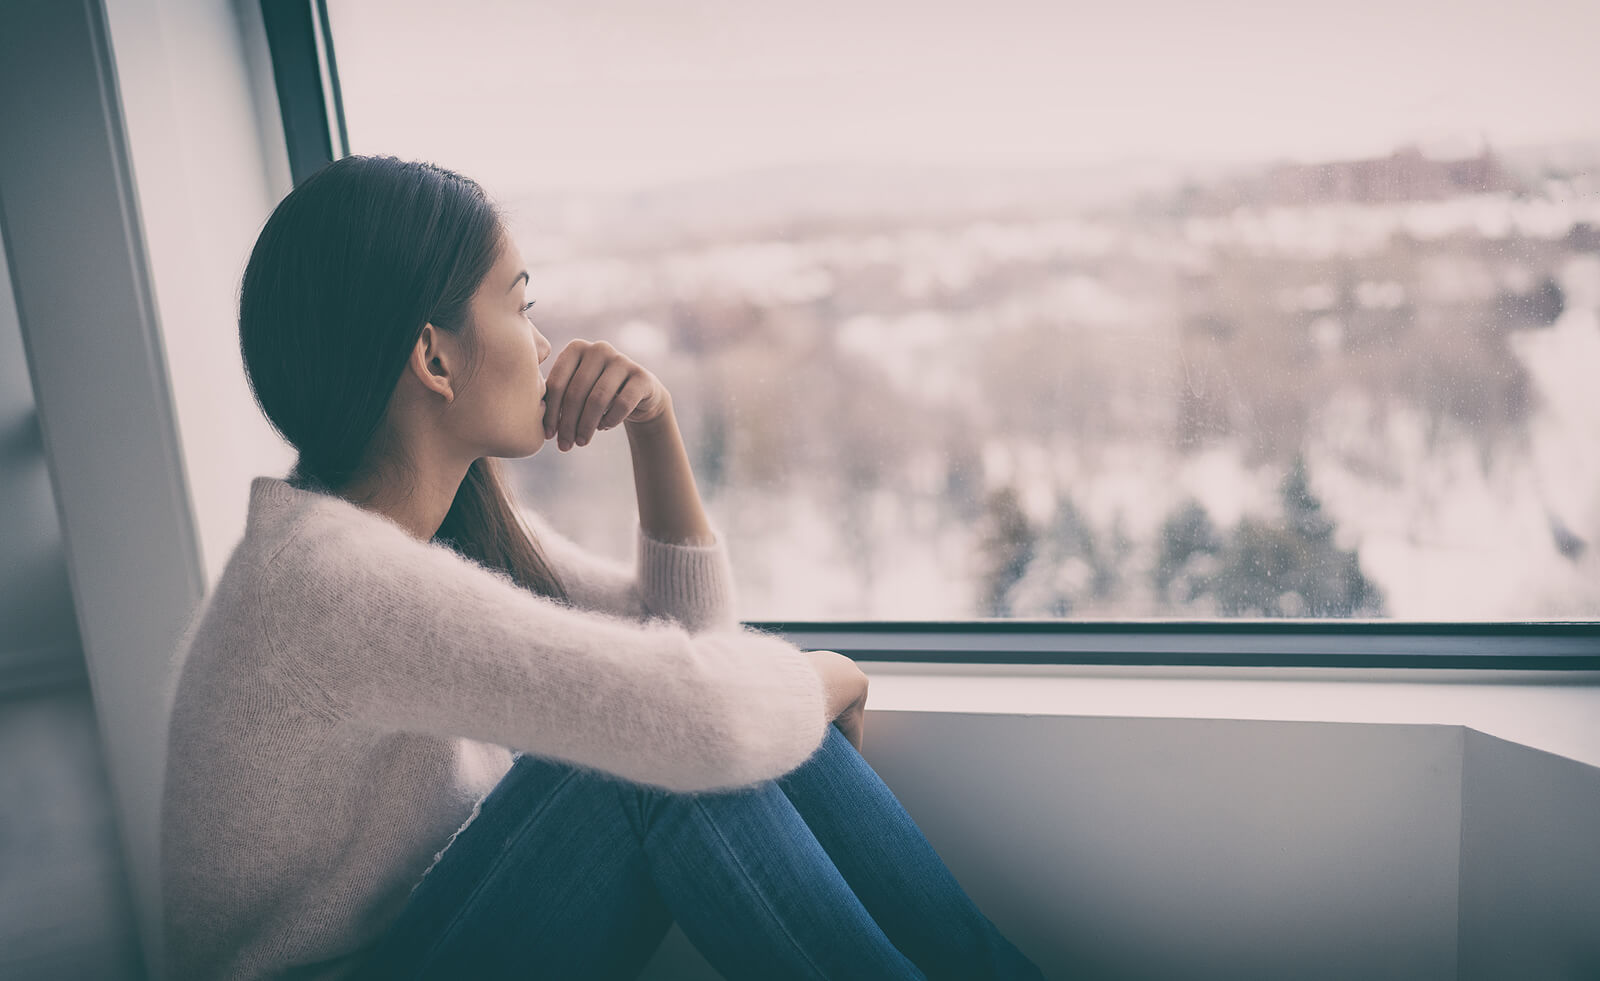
[329,0,1600,198]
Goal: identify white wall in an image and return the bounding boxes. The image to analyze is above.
[101,0,297,589]
[95,0,297,972]
[1458,730,1600,979]
[879,714,1465,980]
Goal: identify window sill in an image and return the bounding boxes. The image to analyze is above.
[856,659,1600,769]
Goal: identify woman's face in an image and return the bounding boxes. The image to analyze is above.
[449,231,553,459]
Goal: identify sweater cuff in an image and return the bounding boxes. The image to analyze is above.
[636,525,739,632]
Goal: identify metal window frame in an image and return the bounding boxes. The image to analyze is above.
[750,621,1600,669]
[272,8,1600,671]
[260,0,348,185]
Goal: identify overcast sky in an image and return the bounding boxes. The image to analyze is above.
[328,0,1599,197]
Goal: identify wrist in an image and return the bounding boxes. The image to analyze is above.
[625,392,675,432]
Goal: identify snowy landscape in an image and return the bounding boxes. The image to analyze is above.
[502,146,1600,621]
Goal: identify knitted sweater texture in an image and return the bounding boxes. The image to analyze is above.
[159,475,828,980]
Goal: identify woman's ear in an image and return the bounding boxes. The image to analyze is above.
[409,323,456,404]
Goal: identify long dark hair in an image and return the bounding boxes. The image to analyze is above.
[238,154,566,602]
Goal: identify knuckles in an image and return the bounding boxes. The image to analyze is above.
[560,338,630,367]
[567,338,615,356]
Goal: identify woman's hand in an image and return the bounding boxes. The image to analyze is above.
[804,650,870,753]
[542,339,670,452]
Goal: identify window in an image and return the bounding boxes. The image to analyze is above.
[320,0,1599,624]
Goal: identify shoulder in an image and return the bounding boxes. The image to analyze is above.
[258,500,490,606]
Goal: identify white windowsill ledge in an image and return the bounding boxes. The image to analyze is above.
[859,661,1600,769]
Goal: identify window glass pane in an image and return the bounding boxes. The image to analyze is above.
[326,0,1600,620]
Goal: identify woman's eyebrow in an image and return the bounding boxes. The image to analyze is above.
[507,270,529,292]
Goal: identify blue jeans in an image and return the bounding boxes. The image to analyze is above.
[351,723,1045,980]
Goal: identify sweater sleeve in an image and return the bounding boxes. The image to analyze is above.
[519,507,741,633]
[257,515,827,794]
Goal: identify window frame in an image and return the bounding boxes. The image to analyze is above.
[260,0,348,185]
[751,621,1600,669]
[270,3,1600,670]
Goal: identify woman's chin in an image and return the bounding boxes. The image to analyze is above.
[496,430,546,460]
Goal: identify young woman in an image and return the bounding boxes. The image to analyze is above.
[159,154,1044,980]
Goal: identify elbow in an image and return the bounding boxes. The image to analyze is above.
[640,691,828,795]
[705,686,829,792]
[654,626,828,792]
[658,726,824,795]
[733,714,828,787]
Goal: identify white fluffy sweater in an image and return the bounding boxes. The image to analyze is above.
[159,475,828,980]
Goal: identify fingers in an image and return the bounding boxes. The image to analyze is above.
[544,340,648,451]
[573,361,633,446]
[555,346,608,450]
[835,712,864,753]
[595,372,649,428]
[607,374,656,427]
[541,342,583,441]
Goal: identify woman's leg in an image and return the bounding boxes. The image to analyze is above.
[351,751,676,981]
[773,724,1045,980]
[617,759,928,980]
[353,743,930,981]
[356,726,1040,980]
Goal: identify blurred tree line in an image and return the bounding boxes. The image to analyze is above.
[978,454,1385,618]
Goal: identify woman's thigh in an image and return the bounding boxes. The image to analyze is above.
[352,752,672,981]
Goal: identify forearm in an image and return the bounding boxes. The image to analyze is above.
[625,394,717,546]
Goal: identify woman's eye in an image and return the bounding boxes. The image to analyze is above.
[520,299,537,315]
